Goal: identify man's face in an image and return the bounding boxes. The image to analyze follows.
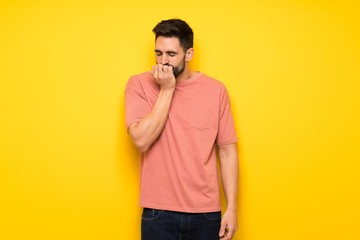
[155,36,187,78]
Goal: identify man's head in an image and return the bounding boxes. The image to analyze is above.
[152,19,194,78]
[152,19,193,53]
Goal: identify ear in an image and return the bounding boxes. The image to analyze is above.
[185,48,194,61]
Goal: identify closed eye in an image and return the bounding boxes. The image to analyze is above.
[167,51,177,57]
[155,50,162,56]
[155,50,178,57]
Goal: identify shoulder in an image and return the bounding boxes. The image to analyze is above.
[199,73,225,85]
[198,74,232,104]
[128,71,153,83]
[197,73,227,91]
[126,72,156,89]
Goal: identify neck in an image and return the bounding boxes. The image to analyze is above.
[176,66,195,82]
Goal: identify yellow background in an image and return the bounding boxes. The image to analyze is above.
[1,0,359,239]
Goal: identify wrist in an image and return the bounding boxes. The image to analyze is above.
[226,204,237,213]
[161,86,175,92]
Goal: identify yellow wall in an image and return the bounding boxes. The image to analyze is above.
[1,0,359,239]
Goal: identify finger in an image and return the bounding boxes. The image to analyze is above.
[162,64,171,73]
[225,230,234,239]
[224,227,235,240]
[154,64,161,73]
[152,66,159,80]
[219,224,227,238]
[167,64,174,72]
[161,65,167,72]
[167,65,174,74]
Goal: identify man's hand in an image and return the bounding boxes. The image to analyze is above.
[219,209,238,239]
[152,64,176,90]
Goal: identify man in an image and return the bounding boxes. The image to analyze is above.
[125,19,239,240]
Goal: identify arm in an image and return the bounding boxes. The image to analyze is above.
[218,142,239,240]
[128,64,175,152]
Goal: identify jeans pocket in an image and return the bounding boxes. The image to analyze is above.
[142,208,161,220]
[203,211,222,221]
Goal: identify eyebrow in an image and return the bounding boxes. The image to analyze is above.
[155,50,178,55]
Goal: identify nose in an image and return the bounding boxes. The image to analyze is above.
[160,55,169,65]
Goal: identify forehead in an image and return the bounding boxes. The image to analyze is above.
[155,36,183,51]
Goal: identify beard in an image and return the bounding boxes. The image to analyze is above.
[172,57,185,78]
[162,57,186,78]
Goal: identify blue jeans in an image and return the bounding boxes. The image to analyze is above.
[141,208,221,240]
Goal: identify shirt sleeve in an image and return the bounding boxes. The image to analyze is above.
[216,86,238,145]
[125,75,152,129]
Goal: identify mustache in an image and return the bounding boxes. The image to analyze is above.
[162,63,174,68]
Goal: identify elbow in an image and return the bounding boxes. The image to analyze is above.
[134,139,151,153]
[129,125,150,152]
[128,125,154,152]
